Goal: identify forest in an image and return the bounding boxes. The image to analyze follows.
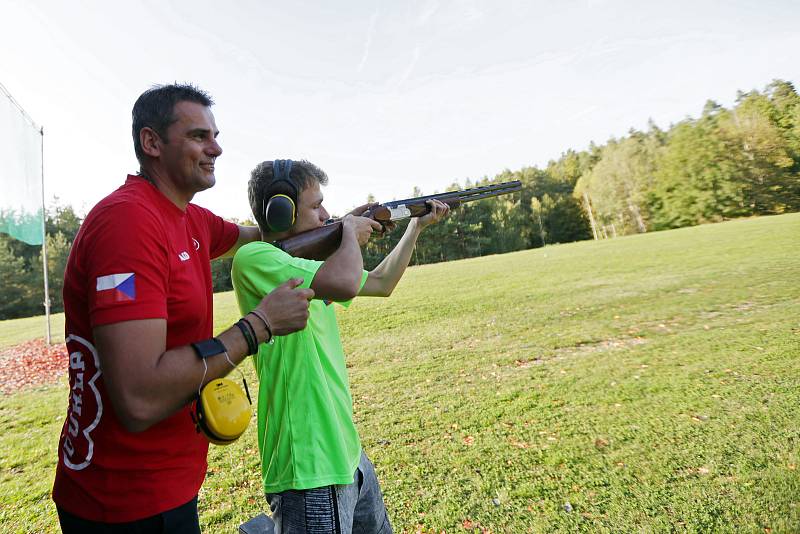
[2,79,798,319]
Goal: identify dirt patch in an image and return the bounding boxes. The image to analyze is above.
[556,337,647,356]
[0,339,67,394]
[514,337,647,368]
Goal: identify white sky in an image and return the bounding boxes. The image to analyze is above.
[1,0,798,219]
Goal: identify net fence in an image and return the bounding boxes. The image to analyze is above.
[0,82,43,246]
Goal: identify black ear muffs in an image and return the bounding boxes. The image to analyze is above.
[192,378,252,446]
[263,159,298,233]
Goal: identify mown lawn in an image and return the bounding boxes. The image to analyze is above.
[1,213,798,533]
[0,313,64,348]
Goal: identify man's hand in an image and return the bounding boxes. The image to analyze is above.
[342,214,383,247]
[415,199,450,229]
[257,278,314,335]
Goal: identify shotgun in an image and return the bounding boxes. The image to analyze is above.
[273,180,522,261]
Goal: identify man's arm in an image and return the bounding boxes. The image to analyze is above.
[360,199,449,297]
[95,279,313,432]
[309,215,381,301]
[220,225,261,258]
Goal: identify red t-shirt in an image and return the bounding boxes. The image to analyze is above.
[52,175,239,522]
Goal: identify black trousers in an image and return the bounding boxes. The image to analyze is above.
[57,496,201,534]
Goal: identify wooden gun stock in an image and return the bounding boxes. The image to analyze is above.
[273,221,344,261]
[274,180,521,260]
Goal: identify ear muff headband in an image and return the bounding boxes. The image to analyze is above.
[193,378,252,445]
[263,159,297,232]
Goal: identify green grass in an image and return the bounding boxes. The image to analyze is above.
[0,312,64,347]
[1,213,799,532]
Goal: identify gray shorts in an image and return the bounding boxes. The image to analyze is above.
[266,451,393,534]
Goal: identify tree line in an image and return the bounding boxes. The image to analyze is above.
[1,204,80,319]
[2,79,798,319]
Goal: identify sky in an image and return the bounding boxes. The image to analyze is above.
[1,0,799,220]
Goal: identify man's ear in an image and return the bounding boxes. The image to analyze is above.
[139,127,162,159]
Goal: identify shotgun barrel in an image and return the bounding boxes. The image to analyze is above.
[369,181,522,222]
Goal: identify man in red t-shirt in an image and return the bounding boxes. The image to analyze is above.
[52,84,314,533]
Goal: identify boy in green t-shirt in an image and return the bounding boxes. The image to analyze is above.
[232,159,449,533]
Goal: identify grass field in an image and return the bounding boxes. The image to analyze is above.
[1,213,798,533]
[0,312,64,348]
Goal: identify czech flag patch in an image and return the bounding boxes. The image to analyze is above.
[96,273,136,304]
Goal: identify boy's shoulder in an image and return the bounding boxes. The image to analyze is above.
[233,241,285,264]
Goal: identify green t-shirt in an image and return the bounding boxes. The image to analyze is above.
[231,241,368,493]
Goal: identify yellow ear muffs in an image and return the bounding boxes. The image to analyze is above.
[193,378,252,445]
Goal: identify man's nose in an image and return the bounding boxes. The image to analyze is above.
[320,206,330,221]
[207,138,223,157]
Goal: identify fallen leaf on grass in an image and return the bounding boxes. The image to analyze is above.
[594,438,609,450]
[463,436,475,445]
[0,339,68,393]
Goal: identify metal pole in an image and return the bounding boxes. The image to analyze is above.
[40,127,51,344]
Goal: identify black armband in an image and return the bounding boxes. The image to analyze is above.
[191,338,228,360]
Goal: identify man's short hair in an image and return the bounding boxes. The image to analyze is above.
[248,160,329,233]
[132,83,214,166]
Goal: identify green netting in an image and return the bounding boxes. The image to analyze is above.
[0,84,43,246]
[0,207,44,245]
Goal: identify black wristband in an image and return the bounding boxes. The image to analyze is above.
[235,319,258,355]
[191,338,227,360]
[242,316,258,348]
